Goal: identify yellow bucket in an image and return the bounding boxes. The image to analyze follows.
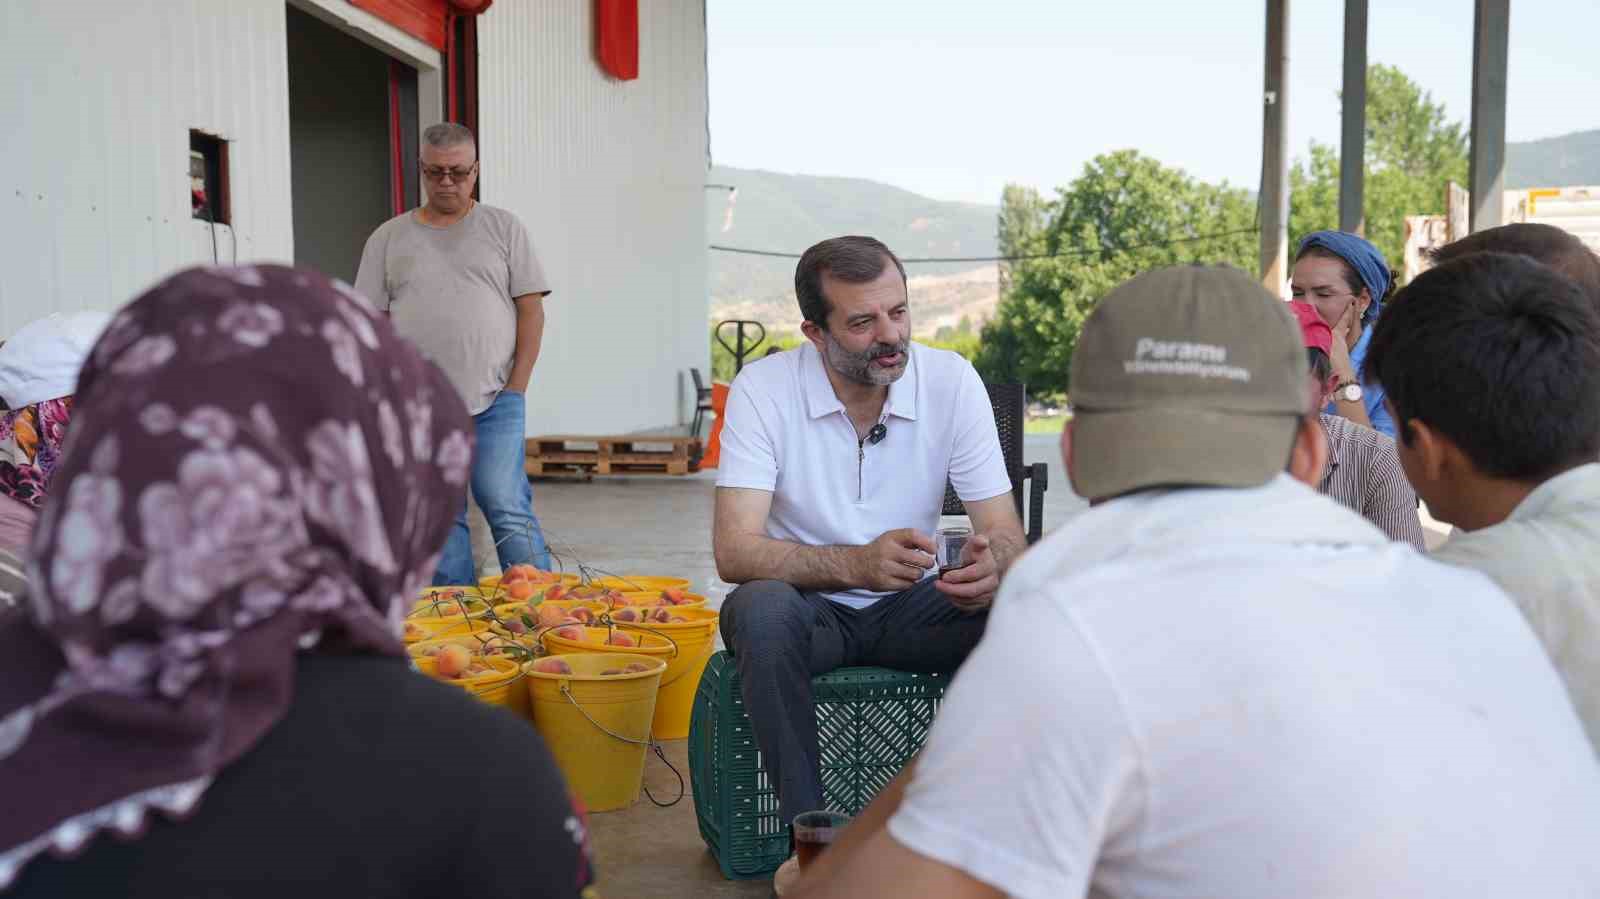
[589,575,691,593]
[631,608,720,739]
[413,654,527,717]
[525,652,666,811]
[402,615,494,645]
[410,588,490,618]
[489,600,609,638]
[406,632,522,662]
[479,572,581,593]
[541,626,677,660]
[615,590,708,611]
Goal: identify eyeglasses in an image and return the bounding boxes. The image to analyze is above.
[421,164,477,182]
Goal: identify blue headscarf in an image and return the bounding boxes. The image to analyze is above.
[1297,230,1390,323]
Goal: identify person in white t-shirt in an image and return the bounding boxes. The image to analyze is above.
[790,265,1600,899]
[714,236,1026,891]
[1363,250,1600,752]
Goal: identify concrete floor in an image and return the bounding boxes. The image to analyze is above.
[502,433,1448,898]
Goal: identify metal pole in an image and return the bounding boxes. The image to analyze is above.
[1260,0,1290,296]
[1338,0,1368,234]
[1469,0,1510,232]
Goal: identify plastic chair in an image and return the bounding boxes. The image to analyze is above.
[941,382,1049,543]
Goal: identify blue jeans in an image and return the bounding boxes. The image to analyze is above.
[433,390,551,585]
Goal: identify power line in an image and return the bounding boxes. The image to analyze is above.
[709,226,1260,264]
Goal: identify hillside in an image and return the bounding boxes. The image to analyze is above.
[707,129,1600,333]
[1506,128,1600,189]
[708,165,998,334]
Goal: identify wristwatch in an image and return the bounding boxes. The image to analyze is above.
[1334,381,1364,403]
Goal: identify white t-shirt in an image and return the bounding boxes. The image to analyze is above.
[1431,462,1600,752]
[716,341,1012,608]
[889,476,1600,898]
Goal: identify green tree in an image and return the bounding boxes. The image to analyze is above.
[1290,64,1468,271]
[996,184,1048,294]
[976,151,1256,397]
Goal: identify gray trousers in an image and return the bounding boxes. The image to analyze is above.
[719,578,988,830]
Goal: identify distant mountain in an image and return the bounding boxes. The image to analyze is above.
[1506,129,1600,190]
[708,129,1600,331]
[707,166,998,331]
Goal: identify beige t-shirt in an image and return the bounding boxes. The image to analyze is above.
[355,204,549,414]
[1431,462,1600,753]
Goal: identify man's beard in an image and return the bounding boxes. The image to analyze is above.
[823,332,909,386]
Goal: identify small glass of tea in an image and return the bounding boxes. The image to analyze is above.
[792,810,851,870]
[935,526,972,577]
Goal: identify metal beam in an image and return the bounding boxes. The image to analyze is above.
[1260,0,1290,295]
[1338,0,1367,234]
[1469,0,1510,232]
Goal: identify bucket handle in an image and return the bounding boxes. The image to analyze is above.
[558,683,686,807]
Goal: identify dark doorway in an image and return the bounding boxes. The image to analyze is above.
[286,5,418,284]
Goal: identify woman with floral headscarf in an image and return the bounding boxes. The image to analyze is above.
[0,267,596,898]
[0,311,110,557]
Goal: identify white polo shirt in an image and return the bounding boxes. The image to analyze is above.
[890,476,1600,898]
[716,341,1012,608]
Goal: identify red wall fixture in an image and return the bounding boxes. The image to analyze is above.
[349,0,450,50]
[596,0,638,81]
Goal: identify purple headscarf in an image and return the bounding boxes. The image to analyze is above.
[0,265,472,887]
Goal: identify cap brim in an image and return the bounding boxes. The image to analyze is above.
[1070,406,1301,501]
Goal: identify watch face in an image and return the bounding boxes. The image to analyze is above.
[1342,383,1364,403]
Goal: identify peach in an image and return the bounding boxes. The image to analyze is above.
[606,632,637,647]
[651,608,672,623]
[532,657,573,675]
[668,615,687,623]
[613,608,640,623]
[544,585,568,602]
[570,608,597,625]
[507,581,536,602]
[435,644,472,678]
[553,626,583,641]
[536,604,568,629]
[403,622,425,640]
[504,564,537,583]
[662,588,687,605]
[501,616,528,635]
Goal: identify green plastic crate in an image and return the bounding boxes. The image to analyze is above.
[689,651,947,880]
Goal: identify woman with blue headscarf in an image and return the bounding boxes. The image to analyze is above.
[1291,231,1396,437]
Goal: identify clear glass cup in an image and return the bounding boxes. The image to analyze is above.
[793,810,851,870]
[935,526,972,576]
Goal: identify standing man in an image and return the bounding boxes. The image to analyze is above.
[356,122,552,585]
[713,235,1026,892]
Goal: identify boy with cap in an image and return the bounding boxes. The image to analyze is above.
[1364,251,1600,751]
[790,265,1600,899]
[1288,301,1424,547]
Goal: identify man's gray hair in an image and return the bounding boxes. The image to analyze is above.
[423,122,476,155]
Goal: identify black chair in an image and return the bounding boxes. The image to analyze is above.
[690,367,714,439]
[942,382,1049,544]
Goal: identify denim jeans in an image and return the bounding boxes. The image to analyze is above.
[433,390,551,585]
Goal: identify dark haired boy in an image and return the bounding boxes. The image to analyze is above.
[1365,251,1600,749]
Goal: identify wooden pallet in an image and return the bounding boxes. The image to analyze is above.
[525,435,699,477]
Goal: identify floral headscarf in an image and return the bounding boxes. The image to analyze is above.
[0,265,472,888]
[0,398,73,509]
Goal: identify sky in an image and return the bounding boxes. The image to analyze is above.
[707,1,1600,206]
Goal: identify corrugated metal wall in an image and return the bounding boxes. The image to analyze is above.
[477,0,710,435]
[0,0,296,336]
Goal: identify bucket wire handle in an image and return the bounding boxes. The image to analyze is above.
[558,683,685,807]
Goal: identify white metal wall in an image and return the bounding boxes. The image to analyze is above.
[477,0,710,435]
[0,0,297,336]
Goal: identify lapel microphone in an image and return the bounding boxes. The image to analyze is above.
[867,423,888,445]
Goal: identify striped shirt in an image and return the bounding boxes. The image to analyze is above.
[1318,414,1425,548]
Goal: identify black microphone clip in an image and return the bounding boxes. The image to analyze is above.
[866,423,888,445]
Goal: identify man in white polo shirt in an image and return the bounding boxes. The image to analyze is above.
[791,265,1600,898]
[713,236,1026,883]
